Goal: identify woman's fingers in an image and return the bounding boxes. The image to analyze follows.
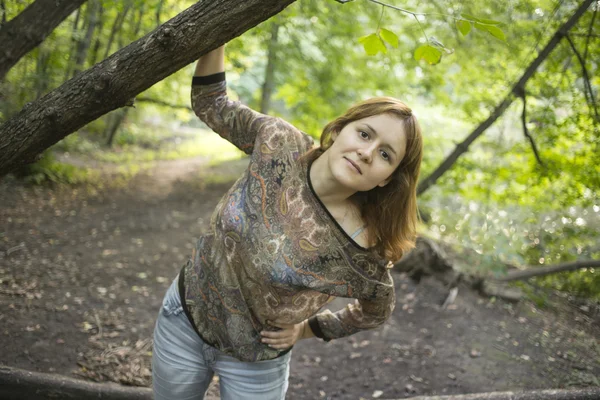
[261,336,292,349]
[268,321,294,329]
[261,327,295,348]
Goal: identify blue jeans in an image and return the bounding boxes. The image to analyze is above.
[152,276,292,400]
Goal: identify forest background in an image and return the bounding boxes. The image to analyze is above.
[2,0,598,299]
[0,0,599,397]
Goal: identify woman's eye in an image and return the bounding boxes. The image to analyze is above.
[359,131,369,139]
[380,150,390,161]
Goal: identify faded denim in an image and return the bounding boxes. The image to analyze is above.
[152,276,291,400]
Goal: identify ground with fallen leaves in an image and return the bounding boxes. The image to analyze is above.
[1,155,598,399]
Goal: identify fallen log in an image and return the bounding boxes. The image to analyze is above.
[2,366,599,400]
[403,387,600,400]
[498,260,600,282]
[0,366,152,400]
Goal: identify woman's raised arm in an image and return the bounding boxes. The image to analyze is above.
[191,45,268,154]
[195,45,224,77]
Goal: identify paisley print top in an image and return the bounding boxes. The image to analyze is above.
[180,73,395,362]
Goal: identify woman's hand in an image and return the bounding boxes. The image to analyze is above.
[261,320,307,350]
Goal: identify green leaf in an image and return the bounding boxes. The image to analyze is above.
[456,20,472,36]
[461,13,481,22]
[474,22,506,41]
[485,25,506,41]
[358,33,387,55]
[414,44,442,65]
[379,28,399,48]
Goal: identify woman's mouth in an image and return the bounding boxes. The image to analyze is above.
[344,157,362,174]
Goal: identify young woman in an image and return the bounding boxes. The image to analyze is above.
[152,45,423,400]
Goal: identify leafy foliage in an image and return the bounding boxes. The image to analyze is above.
[1,0,598,298]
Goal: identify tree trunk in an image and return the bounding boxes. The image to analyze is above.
[106,108,129,147]
[0,0,297,176]
[103,3,132,61]
[260,21,280,114]
[417,0,596,196]
[88,5,105,66]
[72,1,99,76]
[0,0,87,81]
[35,45,51,98]
[63,8,82,82]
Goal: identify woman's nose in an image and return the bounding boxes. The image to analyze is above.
[357,147,373,162]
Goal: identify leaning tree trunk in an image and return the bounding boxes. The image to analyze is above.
[416,0,596,196]
[0,0,297,176]
[0,0,87,81]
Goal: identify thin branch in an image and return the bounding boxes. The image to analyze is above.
[565,34,599,123]
[365,0,418,16]
[416,0,596,196]
[519,91,544,166]
[376,4,384,31]
[413,14,428,41]
[582,6,597,63]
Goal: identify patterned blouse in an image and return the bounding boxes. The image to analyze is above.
[179,73,395,362]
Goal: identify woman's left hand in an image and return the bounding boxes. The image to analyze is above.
[261,320,305,350]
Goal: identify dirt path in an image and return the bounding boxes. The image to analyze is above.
[0,157,598,399]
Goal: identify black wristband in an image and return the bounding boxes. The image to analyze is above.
[192,72,226,85]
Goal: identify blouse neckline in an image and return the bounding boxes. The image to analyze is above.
[305,157,372,253]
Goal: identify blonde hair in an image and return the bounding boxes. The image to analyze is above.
[314,97,423,261]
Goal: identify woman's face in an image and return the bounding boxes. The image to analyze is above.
[325,113,407,192]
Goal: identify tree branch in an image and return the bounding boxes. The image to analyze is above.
[519,91,544,166]
[565,34,599,123]
[0,0,297,176]
[416,0,596,196]
[0,0,88,81]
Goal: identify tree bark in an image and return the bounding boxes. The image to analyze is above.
[0,0,297,176]
[0,365,151,400]
[417,0,596,196]
[0,0,87,81]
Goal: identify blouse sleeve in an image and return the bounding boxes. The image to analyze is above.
[307,274,396,342]
[191,73,271,155]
